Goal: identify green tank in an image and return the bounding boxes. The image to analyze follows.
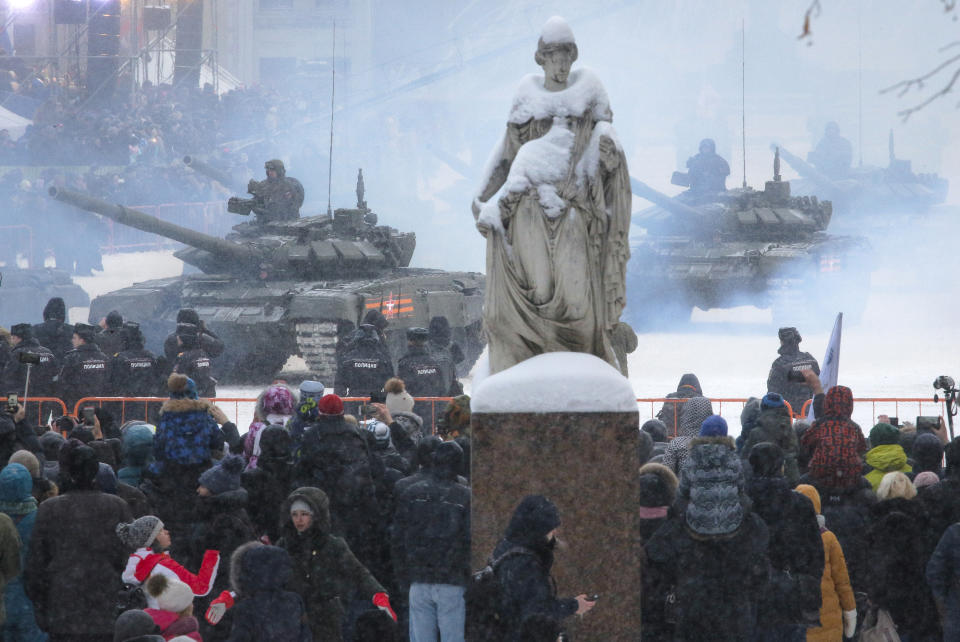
[626,150,872,328]
[776,134,949,224]
[0,267,89,329]
[49,174,485,384]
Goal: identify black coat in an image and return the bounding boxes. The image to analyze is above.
[241,454,296,543]
[745,476,824,626]
[24,489,132,635]
[0,409,42,466]
[111,348,162,397]
[645,512,770,642]
[334,339,394,397]
[392,471,470,588]
[919,476,960,545]
[227,544,312,642]
[173,348,216,398]
[809,476,876,591]
[2,339,58,397]
[163,328,224,364]
[58,342,111,411]
[32,319,73,362]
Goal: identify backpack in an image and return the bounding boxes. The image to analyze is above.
[465,546,535,642]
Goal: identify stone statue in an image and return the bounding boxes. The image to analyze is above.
[471,16,632,374]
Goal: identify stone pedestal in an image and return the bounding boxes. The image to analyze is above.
[470,353,642,641]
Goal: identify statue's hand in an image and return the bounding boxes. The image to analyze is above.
[476,219,491,237]
[471,197,483,221]
[599,135,619,171]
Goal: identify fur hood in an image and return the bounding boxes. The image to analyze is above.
[638,462,679,498]
[159,398,212,415]
[689,435,736,450]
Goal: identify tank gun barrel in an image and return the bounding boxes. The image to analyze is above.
[182,155,246,192]
[630,178,707,221]
[48,187,257,265]
[770,144,840,197]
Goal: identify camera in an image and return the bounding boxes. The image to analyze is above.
[916,416,941,433]
[934,376,956,392]
[17,351,41,365]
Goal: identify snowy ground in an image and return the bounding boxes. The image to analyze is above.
[74,245,958,437]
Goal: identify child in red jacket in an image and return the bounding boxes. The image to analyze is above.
[145,574,203,641]
[117,515,220,606]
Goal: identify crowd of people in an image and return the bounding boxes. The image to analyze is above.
[3,289,960,641]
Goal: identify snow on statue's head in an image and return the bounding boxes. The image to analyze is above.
[535,16,578,71]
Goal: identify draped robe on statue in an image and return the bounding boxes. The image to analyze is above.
[476,68,632,374]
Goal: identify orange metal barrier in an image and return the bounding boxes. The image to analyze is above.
[20,397,68,425]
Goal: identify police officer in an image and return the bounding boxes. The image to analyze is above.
[162,309,224,369]
[1,324,58,420]
[398,327,446,429]
[95,310,126,358]
[427,316,463,395]
[172,323,217,398]
[685,138,730,198]
[33,297,74,361]
[767,326,821,416]
[335,323,394,398]
[112,322,161,397]
[58,323,111,414]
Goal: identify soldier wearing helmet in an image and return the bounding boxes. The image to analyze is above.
[227,159,305,223]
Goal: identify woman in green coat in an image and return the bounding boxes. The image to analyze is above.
[277,486,396,641]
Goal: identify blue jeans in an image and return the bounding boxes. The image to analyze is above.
[408,583,465,642]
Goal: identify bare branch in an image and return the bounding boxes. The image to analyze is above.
[880,52,960,96]
[797,0,822,40]
[895,64,960,121]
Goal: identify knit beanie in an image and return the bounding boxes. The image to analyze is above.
[641,418,668,442]
[116,515,164,550]
[113,609,161,642]
[145,575,194,613]
[699,415,728,437]
[761,392,786,409]
[167,373,198,400]
[870,422,901,447]
[289,499,313,516]
[749,442,785,478]
[366,420,391,444]
[316,394,344,416]
[9,449,39,478]
[913,471,940,489]
[260,385,295,417]
[197,454,244,496]
[384,377,415,415]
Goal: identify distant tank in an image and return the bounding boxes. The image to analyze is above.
[776,133,949,224]
[48,172,485,384]
[0,267,88,328]
[626,150,871,328]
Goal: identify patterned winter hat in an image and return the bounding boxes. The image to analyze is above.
[261,385,295,416]
[197,454,244,496]
[116,515,164,550]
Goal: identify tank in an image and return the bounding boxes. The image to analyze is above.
[626,151,872,328]
[182,155,246,193]
[48,175,485,384]
[0,266,89,328]
[776,133,949,225]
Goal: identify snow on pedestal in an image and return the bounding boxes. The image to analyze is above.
[472,351,636,414]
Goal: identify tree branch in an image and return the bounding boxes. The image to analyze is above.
[894,64,960,120]
[797,0,822,40]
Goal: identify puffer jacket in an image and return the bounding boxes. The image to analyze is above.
[801,387,866,489]
[864,444,912,491]
[152,398,223,470]
[677,435,746,536]
[662,396,713,475]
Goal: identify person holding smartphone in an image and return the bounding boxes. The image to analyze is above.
[0,393,42,466]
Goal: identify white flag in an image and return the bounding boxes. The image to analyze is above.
[809,312,842,421]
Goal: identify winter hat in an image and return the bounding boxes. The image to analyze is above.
[699,415,728,437]
[429,315,452,343]
[176,308,201,325]
[913,471,940,489]
[73,323,98,343]
[384,377,415,415]
[167,373,198,400]
[317,394,344,416]
[96,463,118,494]
[0,463,35,514]
[761,392,786,409]
[116,515,164,550]
[505,495,562,544]
[678,396,713,437]
[432,440,463,480]
[637,430,653,465]
[43,297,66,322]
[9,449,39,478]
[289,499,313,516]
[913,433,945,474]
[197,454,244,496]
[260,384,295,417]
[39,431,65,461]
[870,422,901,447]
[145,574,194,614]
[298,380,324,402]
[641,418,668,442]
[60,440,99,490]
[637,462,678,511]
[876,471,917,500]
[10,323,32,340]
[749,442,785,478]
[362,309,389,331]
[105,310,124,329]
[113,609,162,642]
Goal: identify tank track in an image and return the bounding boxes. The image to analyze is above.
[294,321,340,387]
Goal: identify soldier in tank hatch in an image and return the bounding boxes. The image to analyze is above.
[684,138,730,198]
[227,159,304,224]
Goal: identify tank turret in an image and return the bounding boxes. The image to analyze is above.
[48,186,415,278]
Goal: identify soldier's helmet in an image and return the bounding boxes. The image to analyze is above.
[264,159,286,179]
[699,138,716,154]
